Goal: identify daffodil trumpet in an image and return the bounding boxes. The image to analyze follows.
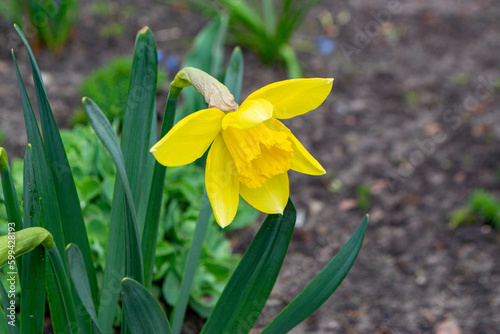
[151,70,333,227]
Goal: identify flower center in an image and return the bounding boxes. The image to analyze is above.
[222,122,294,188]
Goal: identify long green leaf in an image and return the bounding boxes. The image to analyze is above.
[171,192,212,334]
[142,92,178,289]
[121,278,173,334]
[0,147,25,331]
[12,51,75,334]
[262,215,368,334]
[183,16,228,75]
[82,96,142,278]
[20,145,45,334]
[121,26,158,240]
[223,47,244,103]
[11,50,66,271]
[82,98,136,221]
[13,24,99,305]
[95,27,157,331]
[45,247,79,334]
[0,277,17,334]
[0,148,23,232]
[66,244,102,333]
[201,199,296,334]
[0,304,10,334]
[83,97,140,332]
[137,103,157,242]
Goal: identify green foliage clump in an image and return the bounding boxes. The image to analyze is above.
[74,56,168,125]
[357,184,371,210]
[187,0,322,78]
[450,190,500,228]
[0,0,78,52]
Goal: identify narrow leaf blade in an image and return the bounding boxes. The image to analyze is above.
[14,24,99,304]
[0,278,17,334]
[121,278,172,334]
[20,145,45,334]
[0,148,23,232]
[223,47,244,103]
[82,97,142,282]
[262,216,368,334]
[201,199,296,334]
[12,51,73,334]
[83,97,142,331]
[45,247,79,334]
[66,244,101,332]
[121,27,158,240]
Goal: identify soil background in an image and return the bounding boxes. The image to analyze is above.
[1,0,500,333]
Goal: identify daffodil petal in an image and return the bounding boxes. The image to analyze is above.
[245,78,333,119]
[265,118,325,175]
[206,134,240,228]
[221,99,273,130]
[240,172,289,214]
[150,108,225,166]
[288,131,326,175]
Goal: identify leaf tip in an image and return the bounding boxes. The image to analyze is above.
[0,147,8,171]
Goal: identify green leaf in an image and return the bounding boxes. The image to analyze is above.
[45,247,79,334]
[278,44,301,79]
[11,49,66,272]
[66,244,102,333]
[121,27,158,240]
[171,192,212,334]
[13,24,99,305]
[0,147,23,232]
[201,199,296,334]
[88,26,158,330]
[223,47,244,103]
[183,16,228,75]
[81,98,137,224]
[82,97,142,275]
[262,215,368,334]
[12,50,75,333]
[20,145,45,334]
[121,278,173,334]
[83,97,141,331]
[0,303,10,334]
[0,277,17,334]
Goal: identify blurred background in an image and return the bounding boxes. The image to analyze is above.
[0,0,499,333]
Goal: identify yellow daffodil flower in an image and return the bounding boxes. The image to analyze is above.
[151,78,333,227]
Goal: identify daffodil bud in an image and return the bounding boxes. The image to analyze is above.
[0,147,8,172]
[170,67,238,111]
[0,227,54,268]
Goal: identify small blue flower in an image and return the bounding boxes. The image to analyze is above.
[157,49,165,63]
[316,35,336,55]
[165,55,180,73]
